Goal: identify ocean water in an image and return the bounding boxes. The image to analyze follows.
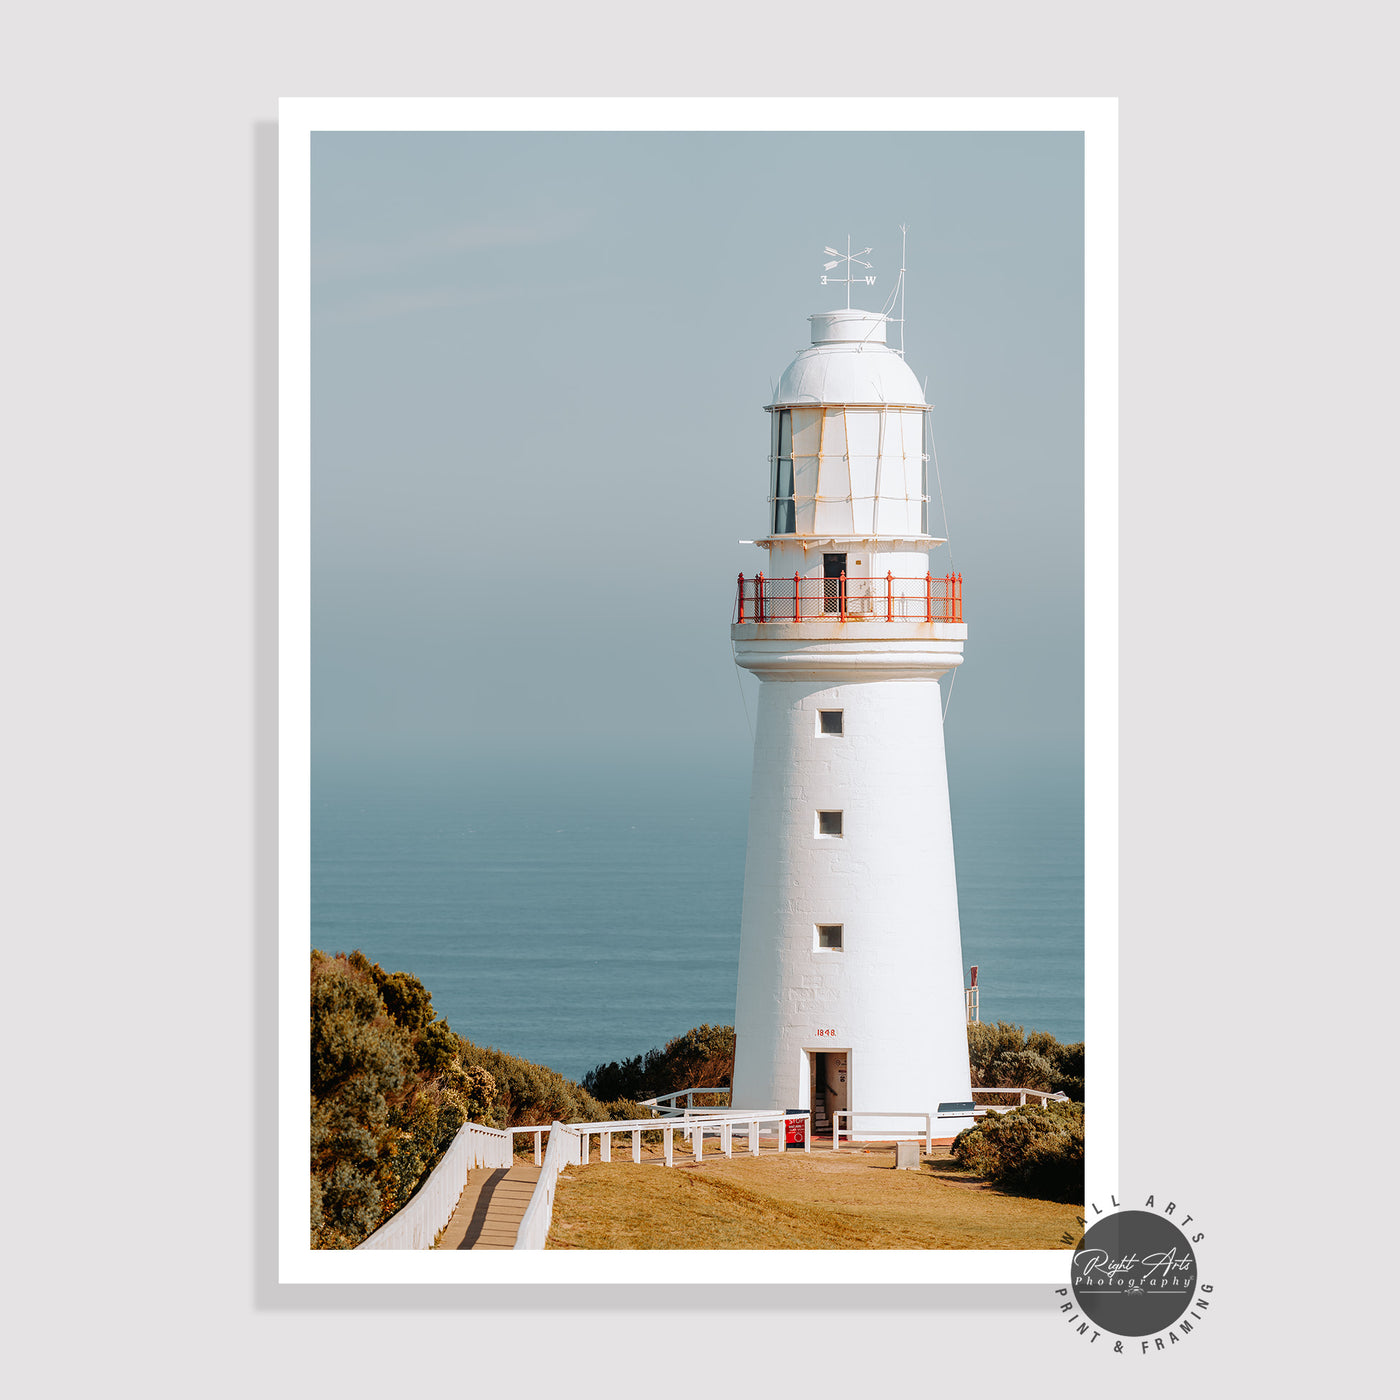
[311,749,1083,1083]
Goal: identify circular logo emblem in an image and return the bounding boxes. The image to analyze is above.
[1071,1210,1199,1337]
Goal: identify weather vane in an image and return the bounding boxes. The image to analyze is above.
[820,235,875,309]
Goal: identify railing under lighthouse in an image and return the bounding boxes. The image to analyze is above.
[734,571,963,624]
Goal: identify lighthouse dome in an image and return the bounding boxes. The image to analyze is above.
[772,308,925,407]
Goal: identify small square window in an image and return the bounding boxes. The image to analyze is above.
[816,924,844,950]
[817,810,843,837]
[818,710,843,735]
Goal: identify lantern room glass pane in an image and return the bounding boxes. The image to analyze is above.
[921,412,930,534]
[773,409,795,534]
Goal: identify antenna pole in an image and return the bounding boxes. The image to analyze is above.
[899,224,908,357]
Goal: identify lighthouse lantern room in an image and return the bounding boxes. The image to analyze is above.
[729,241,975,1141]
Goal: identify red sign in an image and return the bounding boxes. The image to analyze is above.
[785,1116,806,1145]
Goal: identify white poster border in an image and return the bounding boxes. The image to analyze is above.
[278,96,1118,1286]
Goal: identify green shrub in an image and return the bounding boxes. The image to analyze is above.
[310,956,408,1247]
[967,1021,1025,1082]
[986,1048,1055,1091]
[346,949,387,989]
[317,1160,383,1248]
[381,971,434,1032]
[968,1021,1085,1102]
[662,1024,735,1095]
[1031,1033,1085,1100]
[601,1097,653,1120]
[310,950,510,1248]
[952,1100,1084,1203]
[583,1054,648,1103]
[415,1019,459,1076]
[310,970,407,1099]
[447,1061,498,1122]
[582,1024,735,1105]
[381,1093,441,1215]
[453,1034,611,1128]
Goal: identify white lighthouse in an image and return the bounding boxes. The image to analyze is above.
[730,251,975,1140]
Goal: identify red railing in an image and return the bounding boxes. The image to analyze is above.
[734,571,963,624]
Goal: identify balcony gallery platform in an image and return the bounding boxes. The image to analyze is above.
[728,627,966,682]
[748,535,948,548]
[734,571,964,625]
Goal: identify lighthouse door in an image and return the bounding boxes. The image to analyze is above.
[823,553,847,613]
[826,1052,849,1123]
[808,1050,851,1139]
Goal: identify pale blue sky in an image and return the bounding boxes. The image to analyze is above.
[311,132,1083,774]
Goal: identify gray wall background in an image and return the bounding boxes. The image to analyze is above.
[9,0,1387,1382]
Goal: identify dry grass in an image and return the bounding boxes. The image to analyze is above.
[546,1142,1080,1250]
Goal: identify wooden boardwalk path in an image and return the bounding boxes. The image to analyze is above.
[436,1163,541,1250]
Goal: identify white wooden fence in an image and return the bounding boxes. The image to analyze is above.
[636,1087,731,1116]
[972,1087,1070,1112]
[510,1109,813,1249]
[512,1121,583,1251]
[510,1122,672,1167]
[355,1120,512,1251]
[675,1108,812,1158]
[832,1111,934,1152]
[830,1091,1071,1150]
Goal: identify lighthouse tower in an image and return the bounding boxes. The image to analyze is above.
[730,257,974,1140]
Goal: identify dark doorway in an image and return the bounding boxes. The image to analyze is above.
[808,1050,851,1139]
[823,552,847,614]
[809,1051,829,1135]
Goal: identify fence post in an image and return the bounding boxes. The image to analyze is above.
[794,571,800,622]
[737,573,745,624]
[778,1118,786,1154]
[665,1127,674,1167]
[632,1129,641,1164]
[833,1113,841,1151]
[722,1122,732,1158]
[756,572,765,623]
[804,1115,811,1153]
[601,1130,611,1163]
[886,570,893,621]
[839,571,847,621]
[925,571,932,622]
[925,1116,932,1155]
[751,1120,760,1156]
[534,1129,542,1167]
